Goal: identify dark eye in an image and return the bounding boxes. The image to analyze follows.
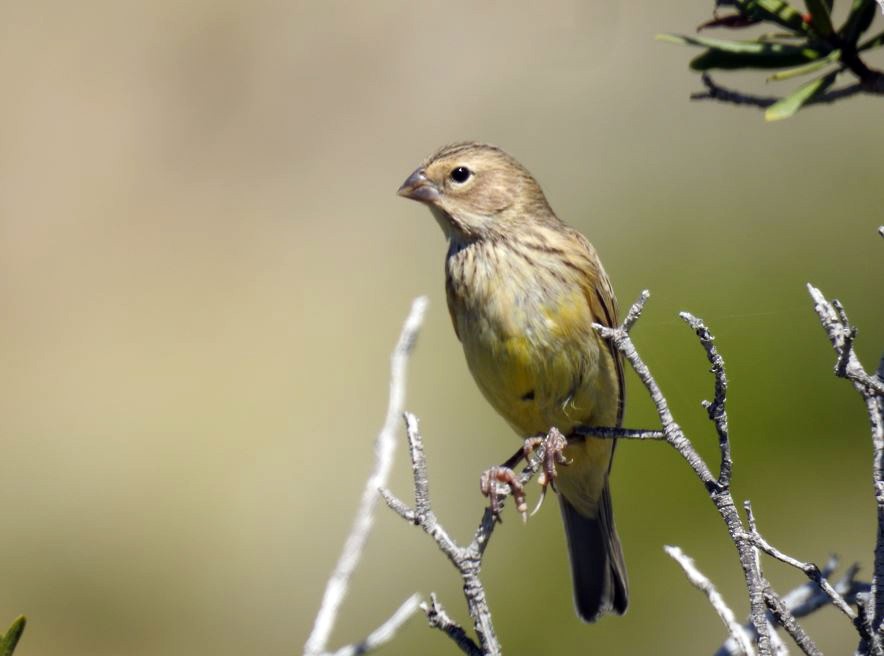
[449,166,472,183]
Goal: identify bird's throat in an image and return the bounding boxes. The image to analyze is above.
[430,206,468,242]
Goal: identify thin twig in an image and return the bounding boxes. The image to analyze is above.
[572,426,666,440]
[328,595,422,656]
[680,312,733,488]
[382,412,546,655]
[762,586,821,656]
[591,293,720,492]
[421,594,482,656]
[717,558,871,656]
[665,545,757,656]
[808,283,884,656]
[808,285,884,397]
[303,297,428,656]
[593,292,774,655]
[381,416,464,566]
[743,501,858,623]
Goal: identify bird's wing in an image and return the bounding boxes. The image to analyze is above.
[568,229,625,429]
[444,274,461,342]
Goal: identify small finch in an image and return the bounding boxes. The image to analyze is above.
[398,142,627,622]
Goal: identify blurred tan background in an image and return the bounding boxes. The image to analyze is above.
[0,2,882,654]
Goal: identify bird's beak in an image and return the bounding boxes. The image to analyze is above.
[397,169,440,203]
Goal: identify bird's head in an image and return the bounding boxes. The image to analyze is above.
[397,142,555,242]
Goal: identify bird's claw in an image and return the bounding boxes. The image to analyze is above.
[525,428,570,489]
[480,466,527,521]
[524,428,570,515]
[481,428,571,521]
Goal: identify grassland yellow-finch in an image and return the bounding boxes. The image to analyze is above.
[398,142,627,622]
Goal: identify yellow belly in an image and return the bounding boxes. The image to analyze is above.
[457,285,614,433]
[451,274,620,516]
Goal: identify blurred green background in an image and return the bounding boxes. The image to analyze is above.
[0,2,881,654]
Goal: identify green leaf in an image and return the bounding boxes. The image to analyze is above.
[767,49,840,80]
[756,32,811,42]
[765,70,838,120]
[689,47,823,70]
[657,33,806,53]
[738,0,810,33]
[0,617,26,656]
[803,0,835,36]
[658,32,829,70]
[858,29,884,52]
[840,0,876,45]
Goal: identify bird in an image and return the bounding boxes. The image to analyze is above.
[397,142,627,622]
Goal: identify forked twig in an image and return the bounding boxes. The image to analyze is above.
[808,283,884,656]
[381,412,546,656]
[591,291,775,655]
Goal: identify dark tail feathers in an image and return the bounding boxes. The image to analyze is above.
[559,485,628,622]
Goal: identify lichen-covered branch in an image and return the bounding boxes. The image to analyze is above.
[422,594,483,656]
[589,287,878,655]
[761,586,820,656]
[716,557,870,656]
[592,291,774,655]
[808,283,884,656]
[680,311,732,487]
[381,412,546,656]
[743,502,859,626]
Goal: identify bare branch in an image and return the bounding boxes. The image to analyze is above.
[762,586,821,656]
[592,294,719,491]
[680,312,733,488]
[665,545,756,656]
[807,284,884,656]
[734,505,819,655]
[717,558,870,656]
[368,283,879,656]
[573,425,665,440]
[381,414,463,565]
[404,412,431,518]
[591,288,879,656]
[621,288,651,332]
[742,502,858,624]
[382,411,547,656]
[807,284,884,397]
[594,292,774,655]
[422,594,483,656]
[304,297,428,656]
[328,595,422,656]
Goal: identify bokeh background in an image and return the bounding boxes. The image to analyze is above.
[0,2,881,654]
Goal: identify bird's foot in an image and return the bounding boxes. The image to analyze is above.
[480,466,527,521]
[482,428,570,521]
[523,428,570,516]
